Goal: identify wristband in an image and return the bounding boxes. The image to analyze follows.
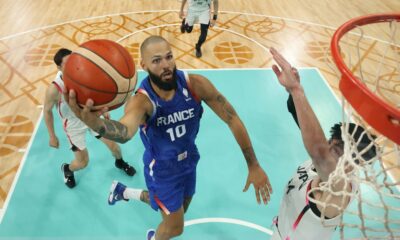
[213,15,218,20]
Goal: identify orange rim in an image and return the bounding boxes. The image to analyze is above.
[330,13,400,145]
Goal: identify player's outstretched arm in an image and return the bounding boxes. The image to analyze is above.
[189,74,273,205]
[270,47,336,181]
[64,90,151,144]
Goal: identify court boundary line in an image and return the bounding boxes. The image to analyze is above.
[0,111,44,224]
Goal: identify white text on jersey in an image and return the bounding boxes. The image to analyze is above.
[157,108,195,126]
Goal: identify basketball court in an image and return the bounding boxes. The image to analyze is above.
[0,1,399,239]
[0,68,348,239]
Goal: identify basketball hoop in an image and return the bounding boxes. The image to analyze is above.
[308,13,400,240]
[331,13,400,145]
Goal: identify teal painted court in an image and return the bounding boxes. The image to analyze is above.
[1,69,383,240]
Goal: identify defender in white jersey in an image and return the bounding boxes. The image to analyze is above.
[43,48,136,188]
[269,48,377,240]
[179,0,219,58]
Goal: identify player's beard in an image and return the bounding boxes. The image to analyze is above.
[148,67,177,91]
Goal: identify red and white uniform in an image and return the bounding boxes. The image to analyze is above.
[52,71,98,150]
[271,160,356,240]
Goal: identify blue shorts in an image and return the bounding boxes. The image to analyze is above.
[144,169,196,214]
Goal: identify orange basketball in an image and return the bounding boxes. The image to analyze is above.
[63,39,136,111]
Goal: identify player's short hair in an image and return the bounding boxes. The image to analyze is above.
[53,48,72,67]
[330,123,377,162]
[140,35,169,56]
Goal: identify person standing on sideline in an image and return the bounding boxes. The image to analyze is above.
[179,0,219,58]
[64,36,272,240]
[43,48,136,188]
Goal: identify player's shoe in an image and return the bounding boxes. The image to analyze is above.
[61,163,76,188]
[180,18,186,33]
[108,180,128,205]
[146,229,156,240]
[195,44,202,58]
[115,159,136,176]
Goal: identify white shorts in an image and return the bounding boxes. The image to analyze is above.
[185,9,210,26]
[63,117,99,151]
[270,230,282,240]
[270,217,282,240]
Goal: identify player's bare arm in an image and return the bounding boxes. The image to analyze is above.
[270,47,336,181]
[43,84,60,148]
[64,90,152,144]
[210,0,219,27]
[188,74,273,204]
[179,0,187,19]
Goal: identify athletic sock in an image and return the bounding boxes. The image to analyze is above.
[123,188,143,201]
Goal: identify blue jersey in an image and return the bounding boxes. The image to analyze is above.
[137,70,203,178]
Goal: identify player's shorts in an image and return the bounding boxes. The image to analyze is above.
[62,117,100,151]
[270,218,282,240]
[145,168,197,214]
[185,9,210,26]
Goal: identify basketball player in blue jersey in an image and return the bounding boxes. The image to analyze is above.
[64,36,272,240]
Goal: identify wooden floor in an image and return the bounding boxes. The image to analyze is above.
[0,0,399,209]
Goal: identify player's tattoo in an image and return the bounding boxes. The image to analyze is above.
[242,146,258,166]
[216,94,236,124]
[98,119,130,143]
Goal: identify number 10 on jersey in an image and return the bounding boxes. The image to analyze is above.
[166,124,187,142]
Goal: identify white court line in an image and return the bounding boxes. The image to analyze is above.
[116,24,271,56]
[184,217,273,235]
[0,111,44,224]
[1,9,398,47]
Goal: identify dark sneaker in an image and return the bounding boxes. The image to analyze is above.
[195,44,202,58]
[147,229,156,240]
[115,159,136,176]
[108,180,127,205]
[61,163,76,188]
[180,18,186,33]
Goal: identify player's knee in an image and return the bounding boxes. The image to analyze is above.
[173,225,184,236]
[160,220,184,238]
[168,224,184,237]
[80,159,89,169]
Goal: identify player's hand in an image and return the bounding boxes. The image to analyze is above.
[210,19,216,27]
[179,10,184,19]
[270,47,301,93]
[63,89,107,131]
[49,135,59,149]
[243,164,273,205]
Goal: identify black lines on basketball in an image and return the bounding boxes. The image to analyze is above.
[63,39,137,111]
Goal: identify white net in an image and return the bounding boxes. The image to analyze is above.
[310,15,400,239]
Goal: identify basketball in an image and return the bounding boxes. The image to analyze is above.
[63,39,137,111]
